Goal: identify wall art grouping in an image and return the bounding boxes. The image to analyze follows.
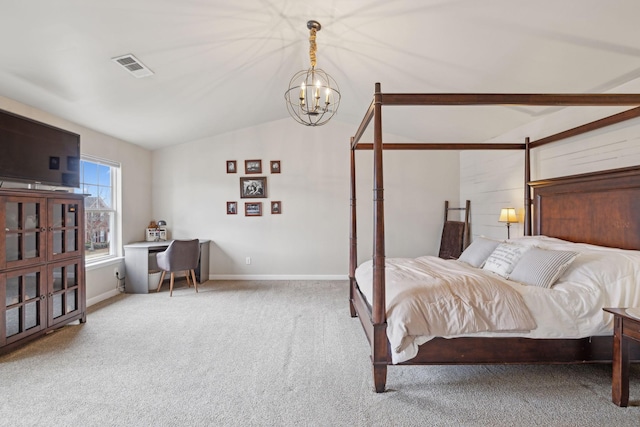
[226,159,282,216]
[226,159,281,175]
[226,201,282,216]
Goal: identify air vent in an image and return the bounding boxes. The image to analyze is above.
[111,54,154,78]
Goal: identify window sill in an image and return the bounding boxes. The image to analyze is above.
[85,256,124,272]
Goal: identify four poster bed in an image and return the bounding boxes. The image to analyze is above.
[349,83,640,392]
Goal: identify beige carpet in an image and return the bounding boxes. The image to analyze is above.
[1,280,640,426]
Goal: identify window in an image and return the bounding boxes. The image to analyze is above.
[75,156,120,263]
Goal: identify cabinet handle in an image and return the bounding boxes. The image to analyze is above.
[40,295,46,300]
[40,227,46,232]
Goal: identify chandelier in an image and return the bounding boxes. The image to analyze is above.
[284,20,341,126]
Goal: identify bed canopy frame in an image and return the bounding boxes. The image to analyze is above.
[349,83,640,392]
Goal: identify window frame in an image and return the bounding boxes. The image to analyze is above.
[77,155,121,265]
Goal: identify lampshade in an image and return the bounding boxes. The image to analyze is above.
[499,208,518,223]
[284,20,341,126]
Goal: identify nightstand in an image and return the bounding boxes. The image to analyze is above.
[603,308,640,407]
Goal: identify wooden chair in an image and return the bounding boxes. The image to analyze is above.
[155,239,200,296]
[438,200,470,259]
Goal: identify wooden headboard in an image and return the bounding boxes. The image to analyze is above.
[529,165,640,250]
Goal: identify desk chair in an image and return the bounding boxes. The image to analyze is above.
[156,239,200,296]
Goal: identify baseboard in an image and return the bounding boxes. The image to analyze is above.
[86,276,348,304]
[87,289,121,307]
[210,274,348,281]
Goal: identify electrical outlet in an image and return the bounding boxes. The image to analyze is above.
[245,257,251,265]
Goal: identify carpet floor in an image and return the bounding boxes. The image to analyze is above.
[1,280,639,426]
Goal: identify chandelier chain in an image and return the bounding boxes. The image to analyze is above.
[309,27,317,68]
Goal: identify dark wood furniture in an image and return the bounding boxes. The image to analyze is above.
[1,188,86,354]
[349,84,640,392]
[603,308,640,407]
[438,200,470,260]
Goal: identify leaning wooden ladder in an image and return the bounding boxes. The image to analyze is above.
[438,200,471,259]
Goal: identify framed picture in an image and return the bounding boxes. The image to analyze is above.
[271,201,282,214]
[245,159,262,174]
[226,201,237,215]
[245,202,262,216]
[226,160,237,174]
[240,176,267,198]
[270,160,281,174]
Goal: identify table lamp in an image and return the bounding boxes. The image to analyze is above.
[499,208,518,239]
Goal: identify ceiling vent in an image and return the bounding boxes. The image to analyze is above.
[111,54,154,78]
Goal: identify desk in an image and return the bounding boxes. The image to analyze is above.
[603,307,640,407]
[123,240,210,294]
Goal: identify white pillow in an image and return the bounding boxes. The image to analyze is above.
[508,247,579,288]
[482,243,530,278]
[458,237,502,268]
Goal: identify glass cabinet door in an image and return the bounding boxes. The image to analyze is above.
[47,260,84,327]
[2,266,47,345]
[1,196,47,270]
[48,198,82,262]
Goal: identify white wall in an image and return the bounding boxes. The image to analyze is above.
[461,80,640,241]
[354,149,461,265]
[152,118,460,278]
[0,96,153,305]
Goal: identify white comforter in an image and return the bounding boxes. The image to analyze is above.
[355,236,640,363]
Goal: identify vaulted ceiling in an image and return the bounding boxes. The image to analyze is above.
[1,1,639,150]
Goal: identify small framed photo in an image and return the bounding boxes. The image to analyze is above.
[245,159,262,174]
[240,177,267,198]
[271,201,282,214]
[49,156,60,170]
[226,201,237,215]
[226,160,237,174]
[270,160,281,174]
[245,202,262,216]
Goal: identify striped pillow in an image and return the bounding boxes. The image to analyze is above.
[508,247,579,288]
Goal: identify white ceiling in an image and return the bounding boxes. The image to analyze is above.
[1,0,640,150]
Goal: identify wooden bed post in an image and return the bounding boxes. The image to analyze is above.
[524,137,532,236]
[372,82,388,392]
[349,137,357,317]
